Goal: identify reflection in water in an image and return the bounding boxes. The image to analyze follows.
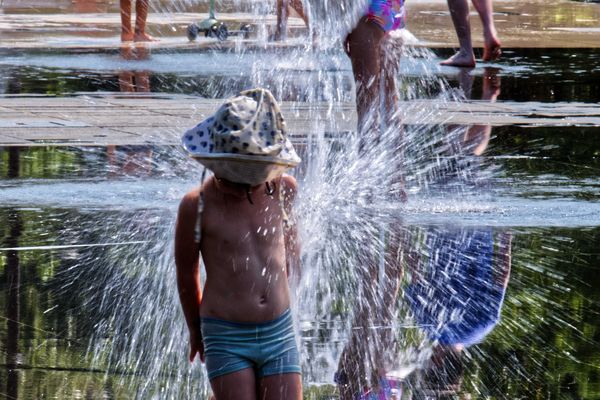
[107,145,154,177]
[1,48,597,101]
[105,47,155,179]
[334,220,409,400]
[333,224,512,400]
[334,68,510,399]
[118,45,151,92]
[8,147,20,178]
[457,67,500,156]
[0,206,598,398]
[406,228,512,398]
[5,211,22,400]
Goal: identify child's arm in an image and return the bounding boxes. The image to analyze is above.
[282,175,301,284]
[175,189,204,362]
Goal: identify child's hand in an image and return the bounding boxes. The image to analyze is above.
[189,331,205,363]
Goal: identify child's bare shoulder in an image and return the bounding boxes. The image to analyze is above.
[177,178,212,219]
[281,174,298,192]
[178,188,199,215]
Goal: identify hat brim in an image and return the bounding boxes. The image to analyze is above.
[191,152,300,167]
[193,154,298,186]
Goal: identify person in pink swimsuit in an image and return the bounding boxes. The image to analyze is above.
[345,0,406,136]
[279,0,407,139]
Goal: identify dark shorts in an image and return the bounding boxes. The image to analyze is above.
[201,309,302,380]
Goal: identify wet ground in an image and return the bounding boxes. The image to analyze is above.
[1,138,599,398]
[1,48,599,102]
[1,0,599,49]
[1,1,600,399]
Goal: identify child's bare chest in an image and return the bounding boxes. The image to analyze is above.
[202,196,284,245]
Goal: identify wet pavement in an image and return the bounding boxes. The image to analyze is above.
[0,0,599,50]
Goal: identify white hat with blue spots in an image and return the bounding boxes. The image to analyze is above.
[182,88,301,185]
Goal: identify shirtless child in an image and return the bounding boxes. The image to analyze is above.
[175,88,303,400]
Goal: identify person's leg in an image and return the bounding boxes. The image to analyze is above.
[210,368,258,400]
[381,37,399,129]
[289,0,309,26]
[380,35,408,201]
[274,0,308,41]
[120,0,133,41]
[274,0,289,41]
[470,0,501,61]
[440,0,476,68]
[258,373,302,400]
[134,0,155,42]
[345,18,386,135]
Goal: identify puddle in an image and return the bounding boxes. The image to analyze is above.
[1,4,599,399]
[1,205,599,398]
[1,48,598,102]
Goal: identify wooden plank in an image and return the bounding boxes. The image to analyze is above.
[50,115,193,128]
[0,119,90,128]
[0,134,31,145]
[1,94,600,147]
[4,127,141,144]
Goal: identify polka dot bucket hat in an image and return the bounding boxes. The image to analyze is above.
[182,88,301,185]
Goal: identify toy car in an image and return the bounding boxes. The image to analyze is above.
[187,0,252,41]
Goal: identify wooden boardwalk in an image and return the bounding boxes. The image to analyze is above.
[1,93,599,147]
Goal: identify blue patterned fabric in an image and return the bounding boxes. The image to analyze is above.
[405,228,506,347]
[366,0,406,32]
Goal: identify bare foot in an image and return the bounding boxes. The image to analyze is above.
[134,32,157,42]
[269,31,283,42]
[121,31,134,42]
[482,36,501,62]
[440,50,476,68]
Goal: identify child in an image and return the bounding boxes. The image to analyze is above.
[175,88,303,400]
[120,0,154,42]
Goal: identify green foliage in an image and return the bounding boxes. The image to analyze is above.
[0,147,85,179]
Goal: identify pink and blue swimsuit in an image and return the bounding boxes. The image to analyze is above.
[366,0,406,32]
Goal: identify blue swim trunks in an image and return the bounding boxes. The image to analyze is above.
[366,0,407,32]
[201,309,302,380]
